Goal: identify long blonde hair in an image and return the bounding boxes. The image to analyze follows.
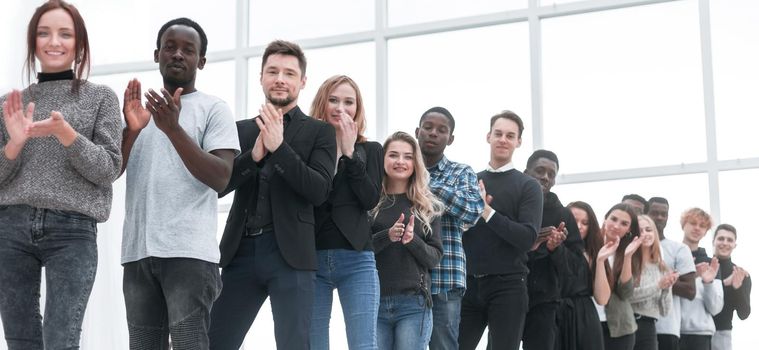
[371,131,443,236]
[309,75,367,143]
[638,215,668,273]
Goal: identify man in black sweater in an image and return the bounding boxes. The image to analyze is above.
[459,111,542,350]
[521,150,582,350]
[711,223,751,350]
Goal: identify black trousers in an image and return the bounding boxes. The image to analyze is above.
[602,321,635,350]
[679,334,712,350]
[522,302,560,350]
[208,232,315,350]
[459,274,528,350]
[658,334,679,350]
[633,317,658,350]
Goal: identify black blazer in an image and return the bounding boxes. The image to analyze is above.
[219,106,336,270]
[316,141,383,250]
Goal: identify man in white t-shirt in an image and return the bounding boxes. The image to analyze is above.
[647,196,697,350]
[120,17,240,350]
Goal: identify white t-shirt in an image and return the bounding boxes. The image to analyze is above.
[122,90,240,264]
[656,238,697,336]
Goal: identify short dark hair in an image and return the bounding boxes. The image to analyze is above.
[419,107,455,134]
[527,149,559,171]
[714,223,737,240]
[622,194,648,212]
[489,110,524,138]
[262,40,307,77]
[156,17,208,57]
[648,196,669,207]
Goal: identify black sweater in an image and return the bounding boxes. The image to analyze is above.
[372,194,443,298]
[713,257,752,330]
[527,192,584,307]
[463,169,542,276]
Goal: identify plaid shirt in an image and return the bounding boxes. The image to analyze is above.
[428,156,484,294]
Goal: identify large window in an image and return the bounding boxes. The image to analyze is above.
[542,0,704,174]
[388,24,532,170]
[710,0,759,161]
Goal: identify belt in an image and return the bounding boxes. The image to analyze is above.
[244,226,273,237]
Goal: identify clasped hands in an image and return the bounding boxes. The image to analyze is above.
[2,90,77,149]
[251,103,284,162]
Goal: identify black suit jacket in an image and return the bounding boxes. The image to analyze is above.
[219,106,336,270]
[316,141,383,250]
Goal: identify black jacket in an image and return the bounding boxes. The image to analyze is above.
[218,106,336,270]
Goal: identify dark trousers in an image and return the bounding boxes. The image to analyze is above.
[459,274,528,350]
[679,334,712,350]
[209,232,315,350]
[633,317,658,350]
[0,205,98,350]
[602,322,635,350]
[522,302,559,350]
[658,334,679,350]
[123,257,222,350]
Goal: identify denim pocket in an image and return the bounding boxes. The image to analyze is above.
[45,209,97,236]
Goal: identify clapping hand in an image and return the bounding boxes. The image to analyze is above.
[255,103,284,152]
[2,90,34,153]
[336,111,357,158]
[624,236,642,257]
[145,87,182,134]
[658,271,679,289]
[123,79,151,132]
[597,236,620,262]
[546,222,567,252]
[723,265,749,289]
[401,215,415,245]
[696,257,720,284]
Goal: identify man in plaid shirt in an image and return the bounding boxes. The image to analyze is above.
[416,107,484,350]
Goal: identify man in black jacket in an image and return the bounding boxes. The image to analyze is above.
[208,40,337,350]
[522,150,582,350]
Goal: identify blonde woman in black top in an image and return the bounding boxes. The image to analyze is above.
[371,131,443,350]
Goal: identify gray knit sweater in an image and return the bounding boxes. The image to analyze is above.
[0,80,122,222]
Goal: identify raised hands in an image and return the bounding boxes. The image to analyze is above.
[696,257,720,284]
[255,103,284,153]
[123,79,151,132]
[335,112,357,158]
[624,236,642,257]
[724,266,749,289]
[658,271,680,289]
[2,90,34,159]
[597,236,620,262]
[145,87,183,134]
[388,213,416,245]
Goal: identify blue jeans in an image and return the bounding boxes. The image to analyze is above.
[0,205,98,350]
[123,257,221,350]
[377,295,432,350]
[310,249,380,350]
[429,288,464,350]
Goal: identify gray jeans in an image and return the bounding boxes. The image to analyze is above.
[0,204,98,350]
[123,257,221,350]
